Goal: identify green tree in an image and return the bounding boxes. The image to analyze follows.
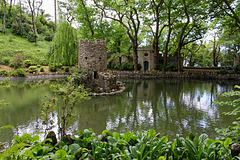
[93,0,144,71]
[42,76,90,138]
[51,20,78,65]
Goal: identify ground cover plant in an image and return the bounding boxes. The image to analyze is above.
[0,129,236,159]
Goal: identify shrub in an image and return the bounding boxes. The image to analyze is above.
[49,63,57,72]
[56,63,63,68]
[120,62,134,71]
[24,59,31,68]
[40,67,44,72]
[0,70,8,76]
[10,63,14,68]
[233,64,240,74]
[216,69,229,75]
[166,63,178,71]
[28,66,38,73]
[37,65,41,68]
[11,53,23,69]
[2,57,10,65]
[64,67,69,72]
[11,68,26,77]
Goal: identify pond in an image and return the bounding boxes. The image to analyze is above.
[0,78,239,146]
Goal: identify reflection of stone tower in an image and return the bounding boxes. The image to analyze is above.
[78,39,107,73]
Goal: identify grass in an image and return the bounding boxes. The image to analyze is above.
[0,29,50,65]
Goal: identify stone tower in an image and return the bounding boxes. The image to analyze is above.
[78,39,107,72]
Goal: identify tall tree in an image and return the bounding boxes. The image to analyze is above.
[27,0,37,43]
[163,0,174,70]
[8,0,12,16]
[51,20,78,65]
[148,0,165,70]
[54,0,57,28]
[177,0,190,72]
[2,0,6,34]
[93,0,144,71]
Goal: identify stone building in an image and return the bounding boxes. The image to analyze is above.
[234,53,240,66]
[138,47,155,71]
[78,39,116,92]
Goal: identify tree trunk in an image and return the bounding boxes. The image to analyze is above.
[177,0,189,73]
[164,3,172,70]
[54,0,57,30]
[132,42,138,71]
[8,0,13,16]
[152,0,164,70]
[20,0,23,36]
[28,0,37,44]
[3,0,6,34]
[213,36,217,67]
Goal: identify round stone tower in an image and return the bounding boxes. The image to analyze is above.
[78,39,107,72]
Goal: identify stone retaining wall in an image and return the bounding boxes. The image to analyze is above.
[109,70,240,80]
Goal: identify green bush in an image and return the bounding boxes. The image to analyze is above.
[56,63,63,68]
[64,67,69,72]
[37,65,41,68]
[0,70,8,76]
[11,53,23,69]
[216,69,229,75]
[2,57,10,65]
[49,63,57,72]
[0,129,235,160]
[24,59,31,68]
[233,64,240,74]
[11,68,26,77]
[40,67,44,72]
[28,66,38,73]
[121,62,134,71]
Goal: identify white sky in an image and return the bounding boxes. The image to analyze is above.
[41,0,65,20]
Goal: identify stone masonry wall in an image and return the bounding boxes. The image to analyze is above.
[78,39,107,72]
[110,70,240,80]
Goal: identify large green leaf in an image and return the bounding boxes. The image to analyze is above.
[55,150,68,158]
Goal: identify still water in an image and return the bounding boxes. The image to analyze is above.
[0,78,239,145]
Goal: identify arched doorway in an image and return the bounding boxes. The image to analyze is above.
[144,61,149,71]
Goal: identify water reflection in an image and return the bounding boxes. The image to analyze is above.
[0,79,239,146]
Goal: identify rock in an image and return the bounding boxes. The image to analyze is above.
[0,142,5,150]
[46,131,57,146]
[231,143,240,157]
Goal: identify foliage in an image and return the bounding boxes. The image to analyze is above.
[65,67,69,72]
[28,66,38,73]
[0,69,8,76]
[1,129,235,159]
[215,85,240,142]
[40,67,44,72]
[11,68,26,77]
[48,63,57,72]
[11,53,23,69]
[55,63,63,69]
[0,29,50,65]
[42,76,90,139]
[234,64,240,74]
[50,20,78,66]
[1,57,10,65]
[37,64,41,68]
[216,69,229,75]
[24,59,31,68]
[110,62,139,71]
[159,63,178,72]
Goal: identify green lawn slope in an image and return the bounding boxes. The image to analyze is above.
[0,29,50,65]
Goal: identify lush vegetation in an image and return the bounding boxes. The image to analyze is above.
[0,129,236,159]
[1,0,240,72]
